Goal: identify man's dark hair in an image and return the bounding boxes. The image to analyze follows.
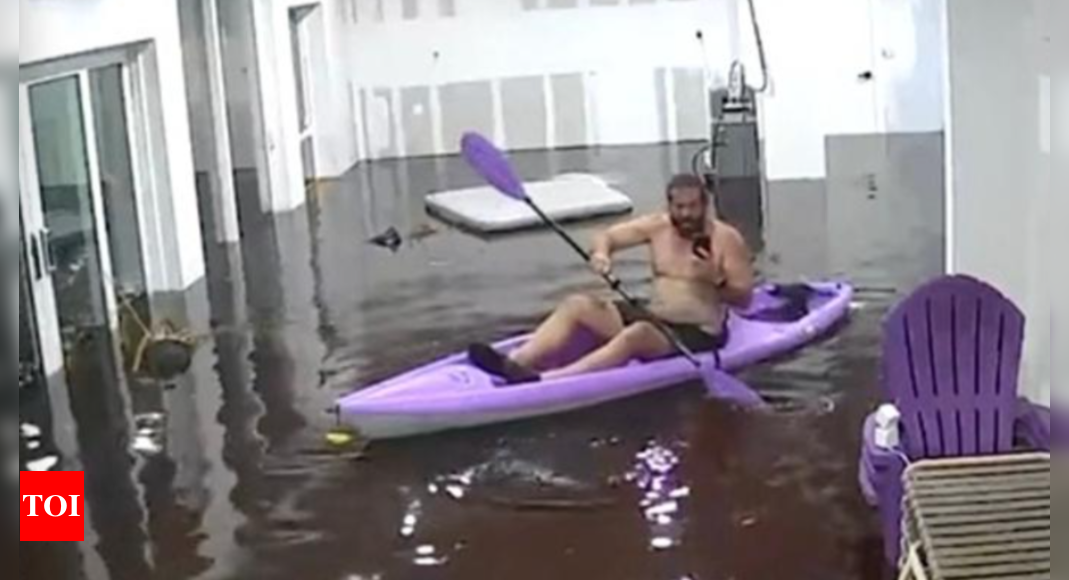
[666,174,708,201]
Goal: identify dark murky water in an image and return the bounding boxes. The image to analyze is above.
[19,143,943,579]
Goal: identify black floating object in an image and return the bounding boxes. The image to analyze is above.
[143,339,194,381]
[368,227,403,252]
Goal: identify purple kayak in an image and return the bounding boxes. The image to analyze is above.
[339,282,854,439]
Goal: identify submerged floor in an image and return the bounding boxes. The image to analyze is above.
[19,141,944,579]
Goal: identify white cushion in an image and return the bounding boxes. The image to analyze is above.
[426,173,634,233]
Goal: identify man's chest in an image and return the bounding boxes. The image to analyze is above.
[649,235,720,281]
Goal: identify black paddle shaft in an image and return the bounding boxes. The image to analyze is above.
[522,198,715,369]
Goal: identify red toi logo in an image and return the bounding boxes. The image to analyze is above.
[20,471,85,542]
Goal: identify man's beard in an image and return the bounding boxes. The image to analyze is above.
[671,216,705,238]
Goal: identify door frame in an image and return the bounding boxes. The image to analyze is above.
[18,46,159,399]
[289,3,320,194]
[20,71,124,383]
[21,41,175,298]
[18,84,68,383]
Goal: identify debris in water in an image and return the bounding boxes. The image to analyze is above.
[368,227,403,252]
[132,413,167,457]
[368,223,441,253]
[326,431,356,447]
[409,223,440,242]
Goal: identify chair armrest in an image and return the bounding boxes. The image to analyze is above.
[860,411,911,565]
[860,412,908,505]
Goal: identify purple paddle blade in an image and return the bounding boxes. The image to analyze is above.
[702,364,767,409]
[460,132,528,201]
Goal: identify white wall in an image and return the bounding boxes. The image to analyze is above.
[178,0,241,243]
[1035,0,1052,408]
[1,0,16,62]
[20,0,205,291]
[340,0,947,177]
[871,0,947,135]
[945,0,1050,406]
[346,0,736,159]
[744,0,878,181]
[250,0,308,212]
[2,1,16,364]
[218,0,265,173]
[2,67,15,360]
[305,1,361,178]
[741,0,946,181]
[1047,0,1061,410]
[221,0,358,206]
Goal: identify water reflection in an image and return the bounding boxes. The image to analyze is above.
[630,441,688,552]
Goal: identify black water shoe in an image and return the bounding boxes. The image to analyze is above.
[468,343,540,386]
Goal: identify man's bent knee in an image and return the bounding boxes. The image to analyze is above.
[621,322,671,356]
[621,321,660,345]
[561,293,608,314]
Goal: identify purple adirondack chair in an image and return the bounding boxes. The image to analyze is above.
[859,275,1050,565]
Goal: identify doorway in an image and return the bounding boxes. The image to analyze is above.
[18,50,173,573]
[290,4,320,194]
[19,62,149,418]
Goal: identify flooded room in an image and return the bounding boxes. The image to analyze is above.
[5,0,1057,579]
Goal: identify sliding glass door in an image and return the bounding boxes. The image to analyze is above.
[27,75,117,360]
[90,64,148,308]
[19,63,148,424]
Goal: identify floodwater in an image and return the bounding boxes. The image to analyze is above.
[18,143,944,580]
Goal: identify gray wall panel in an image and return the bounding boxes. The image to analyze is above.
[401,86,435,157]
[673,68,707,141]
[501,76,548,150]
[440,81,496,152]
[551,74,587,148]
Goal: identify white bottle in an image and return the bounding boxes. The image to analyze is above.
[874,404,902,450]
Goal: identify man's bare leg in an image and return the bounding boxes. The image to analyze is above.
[542,322,672,380]
[509,294,626,370]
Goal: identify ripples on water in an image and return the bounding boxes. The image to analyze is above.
[18,145,942,579]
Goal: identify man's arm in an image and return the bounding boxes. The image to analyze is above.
[591,215,659,258]
[718,227,755,308]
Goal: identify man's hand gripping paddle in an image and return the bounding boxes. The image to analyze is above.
[459,132,764,408]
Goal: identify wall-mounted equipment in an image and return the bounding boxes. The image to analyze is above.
[693,0,768,252]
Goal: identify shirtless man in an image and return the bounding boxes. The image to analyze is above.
[469,174,755,384]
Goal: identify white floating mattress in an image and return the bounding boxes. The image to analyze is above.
[426,174,634,233]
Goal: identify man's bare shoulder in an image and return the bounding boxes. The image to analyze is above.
[635,212,671,233]
[714,220,749,249]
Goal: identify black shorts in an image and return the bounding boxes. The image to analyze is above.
[613,300,729,353]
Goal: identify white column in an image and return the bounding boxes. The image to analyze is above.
[203,0,241,242]
[0,82,15,360]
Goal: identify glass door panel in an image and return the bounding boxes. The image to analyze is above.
[90,64,147,304]
[89,64,151,354]
[27,75,124,392]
